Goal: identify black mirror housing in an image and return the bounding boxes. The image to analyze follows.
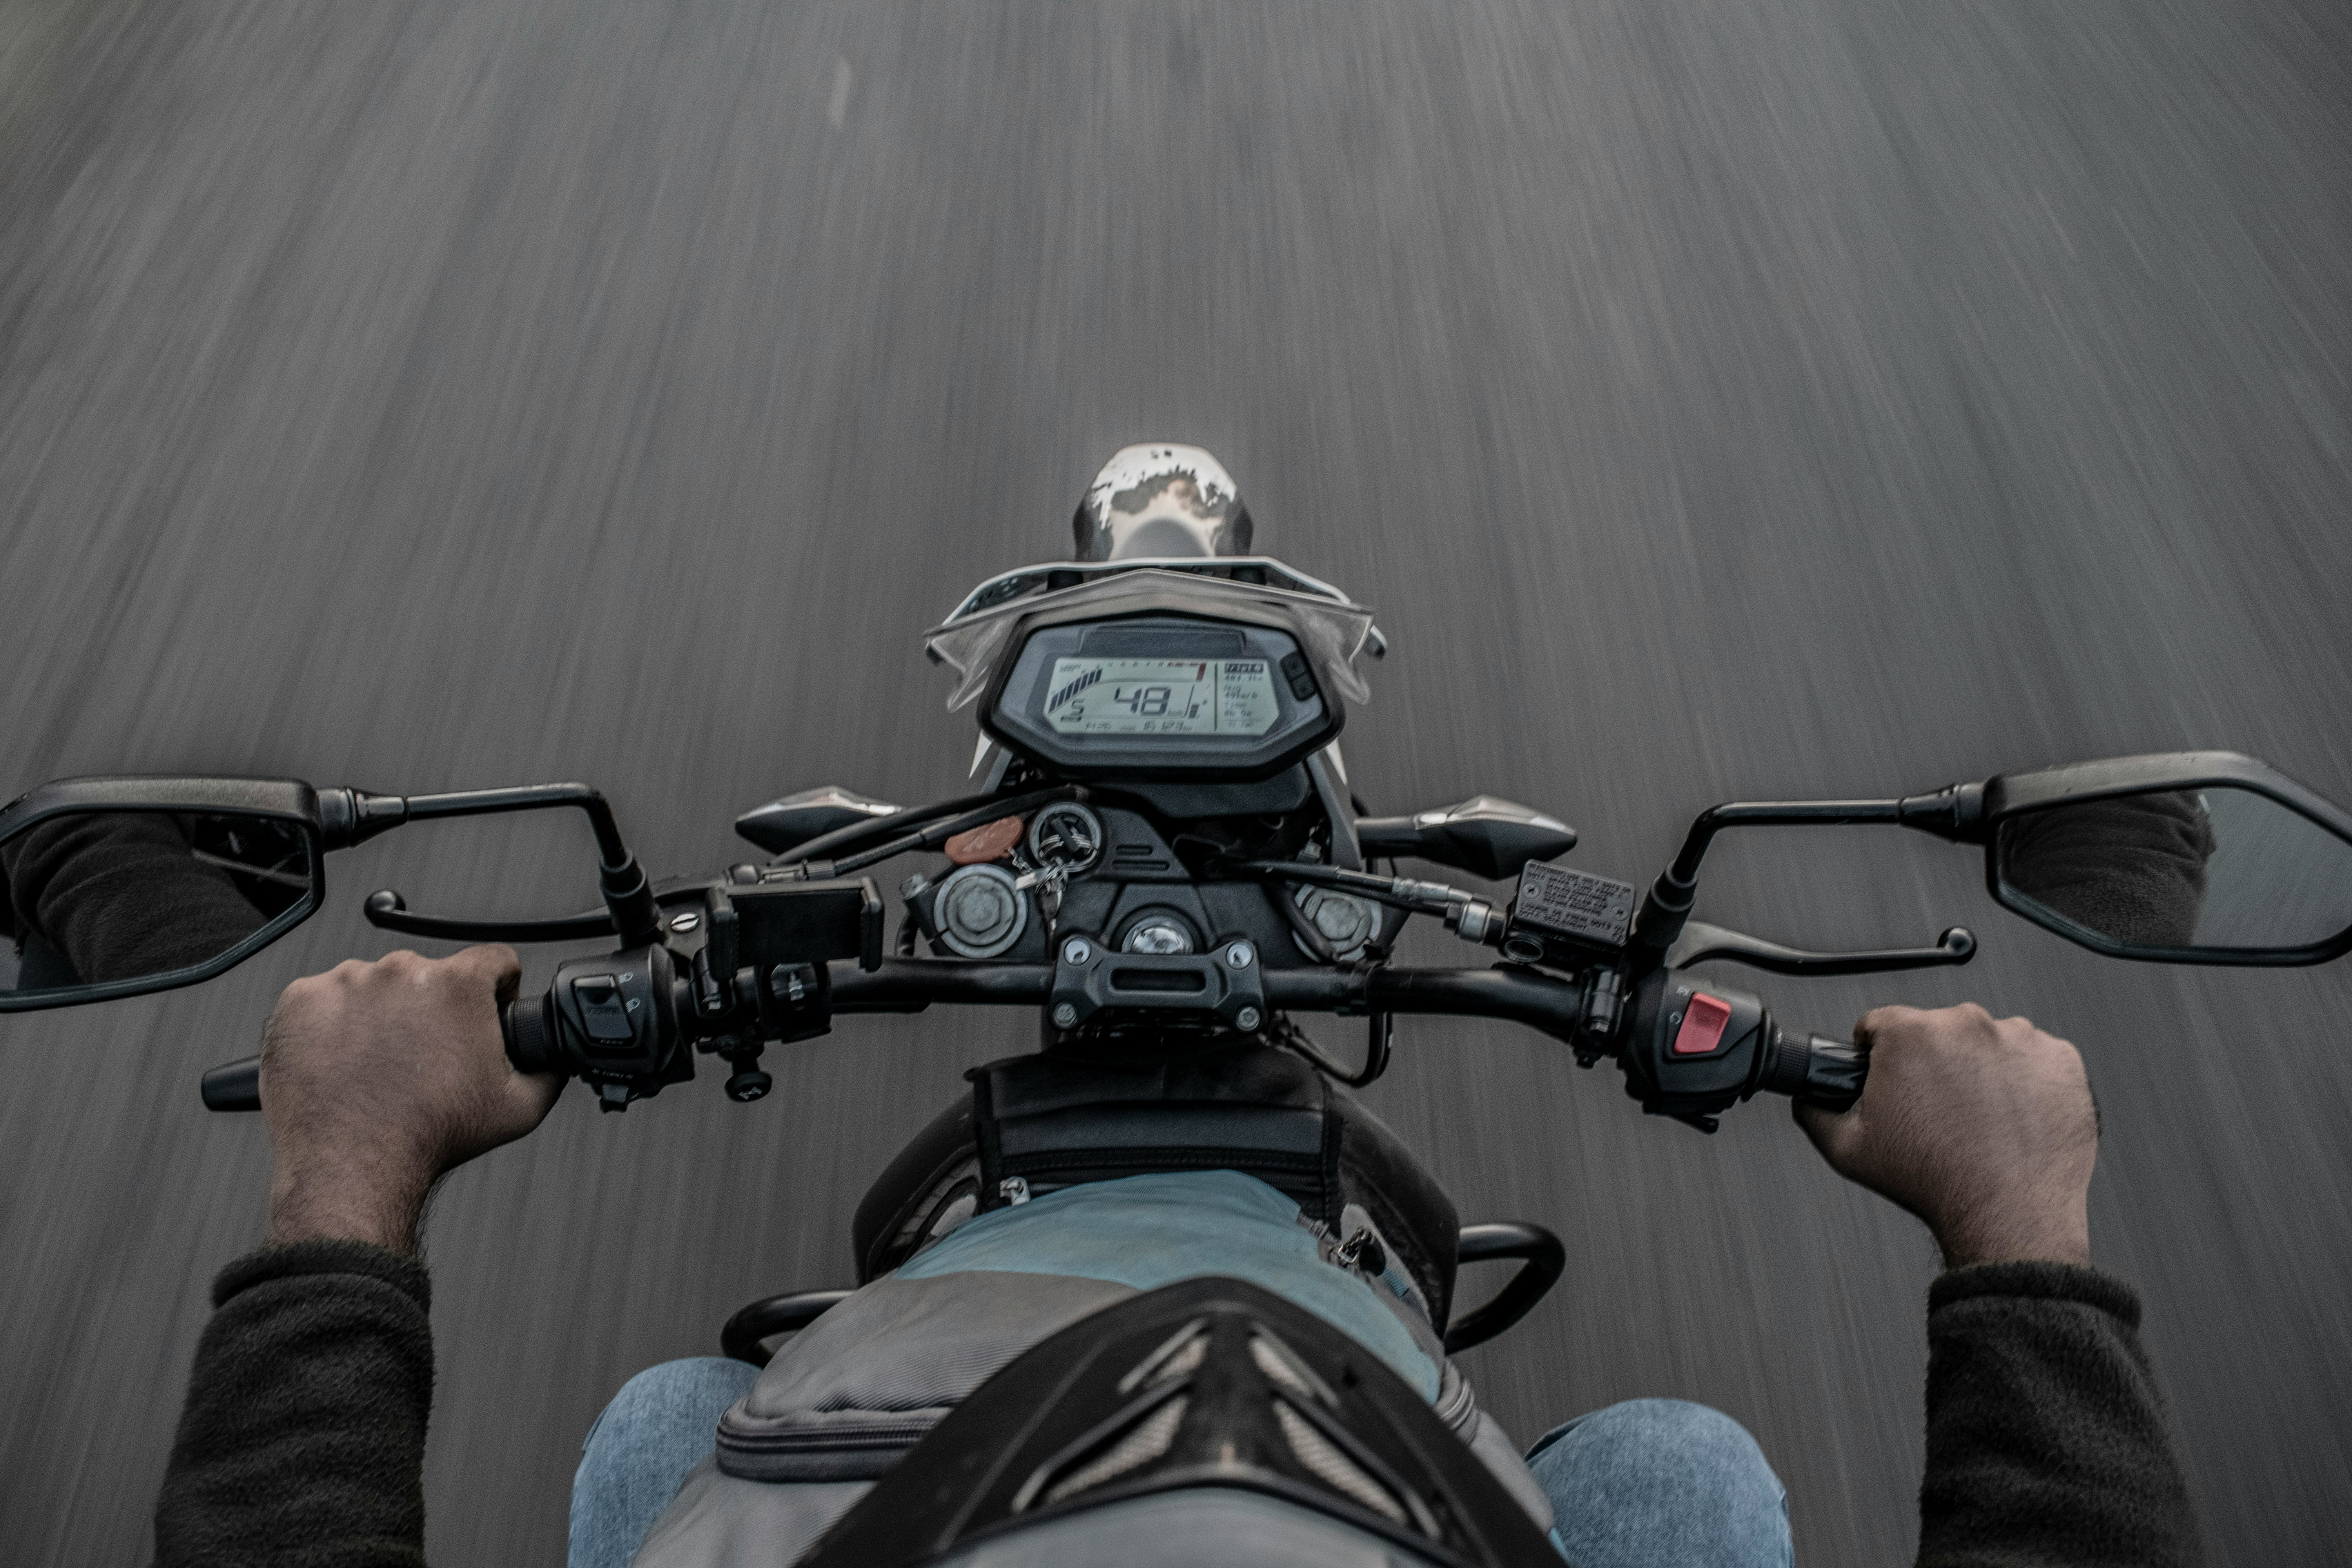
[0,776,327,1011]
[1980,751,2352,965]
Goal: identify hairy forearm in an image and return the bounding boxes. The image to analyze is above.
[1918,1263,2200,1568]
[269,1156,436,1254]
[153,1242,436,1568]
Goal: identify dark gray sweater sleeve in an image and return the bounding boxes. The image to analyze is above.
[1920,1262,2202,1568]
[153,1241,436,1568]
[146,1245,2200,1565]
[3,813,269,985]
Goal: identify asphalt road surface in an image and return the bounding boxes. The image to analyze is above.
[2,3,2348,1563]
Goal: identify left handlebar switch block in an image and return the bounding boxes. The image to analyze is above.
[532,946,692,1111]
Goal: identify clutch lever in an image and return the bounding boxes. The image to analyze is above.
[1664,920,1975,976]
[363,888,617,943]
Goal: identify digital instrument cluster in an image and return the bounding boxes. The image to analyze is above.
[982,614,1340,779]
[1041,657,1279,737]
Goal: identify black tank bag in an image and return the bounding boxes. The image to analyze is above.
[852,1042,1466,1328]
[798,1275,1560,1568]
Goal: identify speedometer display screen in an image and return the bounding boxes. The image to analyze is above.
[1043,658,1279,737]
[981,612,1341,780]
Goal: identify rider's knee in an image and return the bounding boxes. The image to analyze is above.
[573,1359,761,1568]
[1525,1399,1788,1568]
[1559,1397,1772,1467]
[581,1357,759,1458]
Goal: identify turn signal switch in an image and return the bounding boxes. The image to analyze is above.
[501,944,694,1111]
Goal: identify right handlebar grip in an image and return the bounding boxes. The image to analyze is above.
[503,991,557,1074]
[1796,1034,1867,1112]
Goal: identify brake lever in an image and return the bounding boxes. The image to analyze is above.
[1662,920,1975,976]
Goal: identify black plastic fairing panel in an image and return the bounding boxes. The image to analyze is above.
[1094,808,1187,882]
[1103,768,1312,820]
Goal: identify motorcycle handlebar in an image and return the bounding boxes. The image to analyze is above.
[198,960,1869,1122]
[1267,964,1588,1035]
[824,958,1592,1038]
[829,958,1053,1011]
[200,1055,262,1112]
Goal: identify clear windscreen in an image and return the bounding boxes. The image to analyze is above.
[924,566,1377,712]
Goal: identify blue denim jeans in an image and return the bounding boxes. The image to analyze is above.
[570,1358,760,1568]
[571,1363,1790,1568]
[1525,1399,1792,1568]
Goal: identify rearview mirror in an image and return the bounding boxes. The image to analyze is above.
[1984,755,2352,964]
[0,778,325,1010]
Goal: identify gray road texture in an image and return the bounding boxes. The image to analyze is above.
[1,2,2348,1562]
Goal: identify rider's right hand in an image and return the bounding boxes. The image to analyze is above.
[1795,1003,2096,1270]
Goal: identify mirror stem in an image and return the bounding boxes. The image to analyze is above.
[1633,799,1905,953]
[317,788,407,849]
[1895,782,1987,843]
[320,784,664,947]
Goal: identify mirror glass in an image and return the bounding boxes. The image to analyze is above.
[1996,786,2352,954]
[1,810,317,1002]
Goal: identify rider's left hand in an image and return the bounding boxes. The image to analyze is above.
[260,945,561,1253]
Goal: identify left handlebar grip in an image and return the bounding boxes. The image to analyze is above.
[200,1056,262,1112]
[502,992,557,1074]
[200,993,557,1113]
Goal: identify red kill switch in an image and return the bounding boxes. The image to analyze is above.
[1672,993,1733,1056]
